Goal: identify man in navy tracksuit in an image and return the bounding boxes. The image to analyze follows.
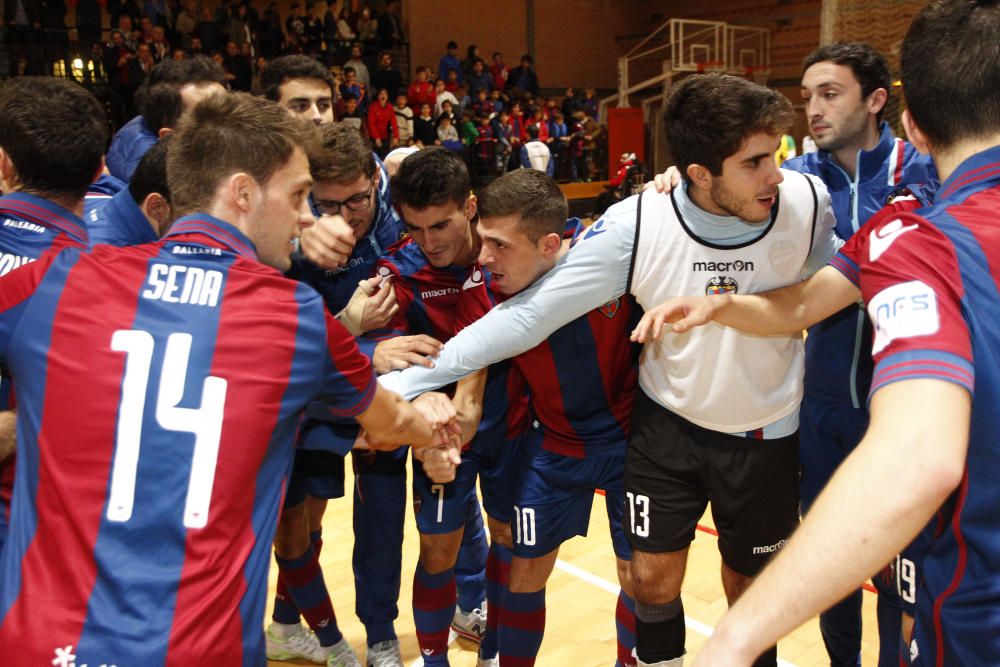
[782,43,936,667]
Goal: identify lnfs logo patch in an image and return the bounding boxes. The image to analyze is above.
[598,297,621,319]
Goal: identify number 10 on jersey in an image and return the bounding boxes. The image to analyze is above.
[107,329,228,529]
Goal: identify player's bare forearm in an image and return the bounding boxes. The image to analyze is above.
[0,410,15,462]
[357,385,442,449]
[694,379,969,664]
[452,369,487,444]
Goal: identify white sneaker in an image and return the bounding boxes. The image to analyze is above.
[476,657,499,667]
[367,639,404,667]
[451,601,487,643]
[266,622,327,663]
[327,636,363,667]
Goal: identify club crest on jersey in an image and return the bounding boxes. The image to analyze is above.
[412,491,423,515]
[705,276,738,295]
[598,297,620,319]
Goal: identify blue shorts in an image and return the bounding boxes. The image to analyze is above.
[412,433,525,534]
[511,432,630,561]
[282,422,350,509]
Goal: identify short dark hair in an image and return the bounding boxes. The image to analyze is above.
[310,122,375,183]
[168,93,319,217]
[665,73,794,178]
[0,77,107,202]
[526,124,539,140]
[147,54,226,88]
[129,135,172,206]
[803,42,892,122]
[139,83,183,133]
[391,147,469,211]
[477,169,567,243]
[447,41,458,50]
[901,0,1000,149]
[520,54,533,64]
[261,55,335,101]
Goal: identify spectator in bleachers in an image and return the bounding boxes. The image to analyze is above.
[338,91,364,131]
[454,82,471,115]
[407,65,435,112]
[437,112,460,149]
[344,42,370,90]
[284,3,305,51]
[150,25,170,62]
[175,0,198,47]
[197,6,223,53]
[104,29,140,105]
[507,54,539,96]
[561,86,579,118]
[578,86,598,119]
[376,0,403,48]
[458,107,478,147]
[461,44,480,80]
[367,88,399,158]
[371,50,402,100]
[340,65,367,112]
[438,40,461,83]
[394,92,414,145]
[548,110,570,179]
[76,0,104,62]
[224,39,252,91]
[257,4,285,59]
[443,67,460,93]
[357,6,378,45]
[302,3,323,54]
[520,123,554,176]
[438,99,456,125]
[434,78,458,117]
[467,58,492,98]
[489,50,508,92]
[472,88,495,118]
[413,102,437,147]
[41,0,71,76]
[490,88,505,113]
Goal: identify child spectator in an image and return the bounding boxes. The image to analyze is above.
[437,113,461,150]
[490,88,505,114]
[438,40,462,83]
[413,102,437,146]
[489,51,508,91]
[407,66,435,112]
[467,58,492,97]
[444,68,460,93]
[367,88,398,158]
[394,92,414,145]
[339,92,364,132]
[434,78,459,117]
[339,66,367,113]
[472,88,495,118]
[458,108,478,148]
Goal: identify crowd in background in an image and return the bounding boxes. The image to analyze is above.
[2,0,608,184]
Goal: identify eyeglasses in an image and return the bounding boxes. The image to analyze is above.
[314,178,376,215]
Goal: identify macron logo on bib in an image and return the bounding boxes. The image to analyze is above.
[869,218,918,262]
[868,280,939,354]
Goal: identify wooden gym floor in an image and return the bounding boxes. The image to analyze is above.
[266,458,882,667]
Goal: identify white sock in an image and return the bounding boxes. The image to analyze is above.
[269,620,302,640]
[636,656,684,667]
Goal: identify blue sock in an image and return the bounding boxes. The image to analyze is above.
[499,588,545,666]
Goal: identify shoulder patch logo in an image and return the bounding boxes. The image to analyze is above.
[705,276,738,295]
[869,218,918,262]
[868,280,939,355]
[598,297,621,319]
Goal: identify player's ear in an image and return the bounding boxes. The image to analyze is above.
[0,148,18,192]
[867,86,889,117]
[686,163,712,192]
[901,110,930,156]
[539,232,561,257]
[228,172,256,212]
[142,192,172,235]
[464,193,478,220]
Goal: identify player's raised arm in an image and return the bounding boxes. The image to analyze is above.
[357,385,458,450]
[631,264,860,342]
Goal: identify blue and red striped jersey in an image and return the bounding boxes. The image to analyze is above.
[460,220,640,458]
[0,214,376,667]
[0,192,90,550]
[833,145,1000,665]
[368,236,468,341]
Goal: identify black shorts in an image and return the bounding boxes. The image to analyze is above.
[624,389,799,577]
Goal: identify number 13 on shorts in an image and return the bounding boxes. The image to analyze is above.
[626,491,650,538]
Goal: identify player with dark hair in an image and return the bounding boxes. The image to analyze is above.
[454,168,638,667]
[377,74,841,667]
[0,91,459,666]
[341,147,490,667]
[0,77,109,554]
[643,1,1000,664]
[650,40,937,665]
[87,137,173,247]
[107,55,228,181]
[263,54,337,126]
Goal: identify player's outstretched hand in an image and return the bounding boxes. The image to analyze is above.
[412,391,459,433]
[300,213,357,270]
[373,334,444,374]
[339,275,398,335]
[689,630,757,667]
[630,295,723,342]
[642,165,682,194]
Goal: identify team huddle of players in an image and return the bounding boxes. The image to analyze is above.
[0,1,998,666]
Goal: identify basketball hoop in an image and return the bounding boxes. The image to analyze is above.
[695,60,726,74]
